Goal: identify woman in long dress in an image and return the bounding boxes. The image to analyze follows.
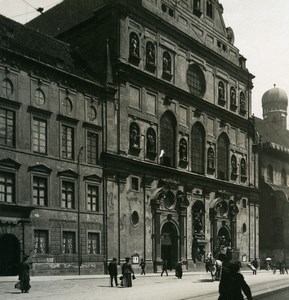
[121,257,135,287]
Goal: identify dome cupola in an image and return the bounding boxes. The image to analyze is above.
[262,84,288,129]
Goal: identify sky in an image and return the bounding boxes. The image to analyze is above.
[1,0,289,122]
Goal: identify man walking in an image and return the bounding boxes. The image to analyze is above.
[108,258,118,287]
[161,259,168,276]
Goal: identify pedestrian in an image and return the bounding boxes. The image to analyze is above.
[272,262,276,274]
[17,255,31,293]
[108,257,118,287]
[121,257,135,287]
[139,259,146,275]
[175,259,183,279]
[161,259,168,276]
[251,258,258,275]
[218,262,252,300]
[283,260,288,274]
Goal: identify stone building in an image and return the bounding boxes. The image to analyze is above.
[0,15,106,275]
[255,86,289,265]
[0,0,259,275]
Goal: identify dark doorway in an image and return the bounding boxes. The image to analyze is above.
[0,234,21,276]
[161,222,178,270]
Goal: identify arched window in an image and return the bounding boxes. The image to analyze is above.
[146,127,156,155]
[35,88,45,106]
[160,111,176,167]
[267,164,273,183]
[217,133,229,180]
[218,81,225,103]
[1,78,13,97]
[281,168,287,186]
[207,147,215,171]
[129,32,140,58]
[187,64,206,97]
[191,123,205,174]
[129,122,140,149]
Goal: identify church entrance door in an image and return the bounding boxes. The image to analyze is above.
[161,222,178,270]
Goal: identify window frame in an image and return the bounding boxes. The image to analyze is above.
[86,183,100,212]
[0,171,16,203]
[61,179,75,209]
[86,131,99,165]
[0,107,15,147]
[32,175,48,206]
[32,117,47,154]
[34,229,49,254]
[87,231,101,255]
[61,124,75,160]
[62,230,77,254]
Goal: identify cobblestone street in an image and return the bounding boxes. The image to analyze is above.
[1,271,289,300]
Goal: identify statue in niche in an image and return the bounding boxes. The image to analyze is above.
[130,33,139,57]
[230,87,236,105]
[240,93,246,110]
[163,52,171,74]
[207,147,215,170]
[146,42,155,65]
[147,129,156,153]
[179,139,187,161]
[218,82,225,101]
[130,123,140,148]
[240,159,246,176]
[231,156,237,175]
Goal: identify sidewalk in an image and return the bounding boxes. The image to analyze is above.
[0,268,255,282]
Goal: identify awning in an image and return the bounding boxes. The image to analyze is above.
[264,182,289,202]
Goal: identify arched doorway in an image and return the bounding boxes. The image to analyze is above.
[0,234,21,276]
[161,222,178,270]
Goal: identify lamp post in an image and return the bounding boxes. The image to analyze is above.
[77,146,84,275]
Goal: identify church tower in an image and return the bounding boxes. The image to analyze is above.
[262,85,288,129]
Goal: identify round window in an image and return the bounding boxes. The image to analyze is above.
[63,97,73,114]
[88,105,97,121]
[131,211,139,226]
[35,89,45,106]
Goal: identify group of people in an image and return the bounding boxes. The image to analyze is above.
[108,257,135,288]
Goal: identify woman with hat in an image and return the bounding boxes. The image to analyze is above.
[121,257,135,287]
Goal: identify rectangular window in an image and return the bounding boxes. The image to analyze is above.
[33,118,47,154]
[0,172,15,203]
[34,230,48,254]
[33,176,48,206]
[62,125,74,159]
[131,177,139,191]
[61,181,75,209]
[87,185,99,211]
[62,231,76,254]
[87,132,98,165]
[87,232,100,254]
[0,108,15,147]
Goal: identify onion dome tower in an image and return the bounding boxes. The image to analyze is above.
[262,84,288,129]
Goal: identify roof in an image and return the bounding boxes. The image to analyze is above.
[0,14,99,84]
[254,117,289,149]
[26,0,106,37]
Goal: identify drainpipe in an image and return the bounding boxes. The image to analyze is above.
[77,146,84,275]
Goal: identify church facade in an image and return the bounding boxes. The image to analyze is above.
[0,0,259,275]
